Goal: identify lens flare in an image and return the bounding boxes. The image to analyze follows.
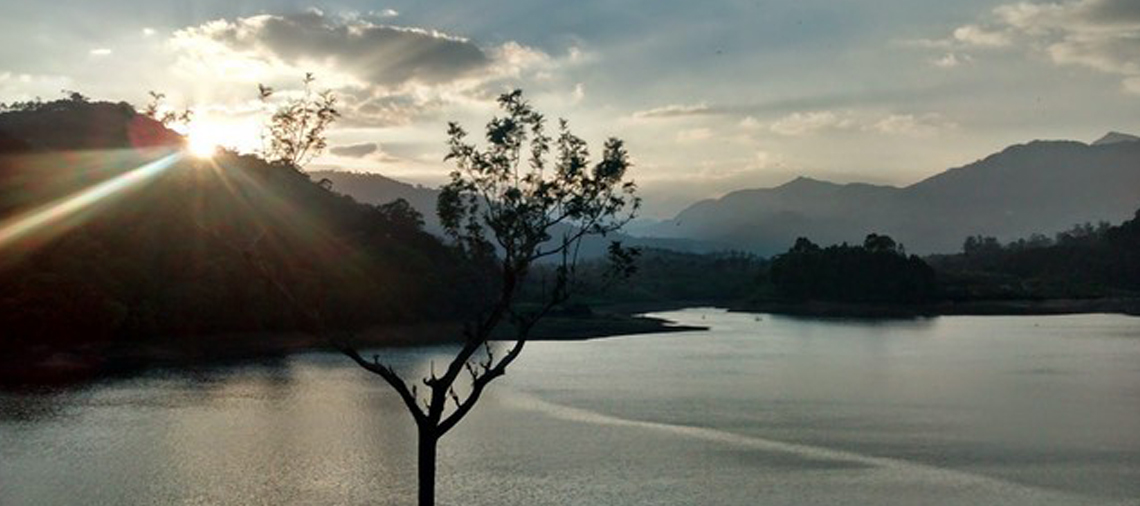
[187,132,217,159]
[0,151,184,255]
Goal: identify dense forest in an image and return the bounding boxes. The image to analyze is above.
[765,234,938,303]
[748,213,1140,307]
[930,211,1140,300]
[0,97,478,363]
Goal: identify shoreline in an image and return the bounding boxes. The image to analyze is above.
[728,297,1140,318]
[0,311,702,389]
[4,297,1136,388]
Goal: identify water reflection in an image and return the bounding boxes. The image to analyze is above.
[2,310,1139,505]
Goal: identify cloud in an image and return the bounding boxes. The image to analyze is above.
[1125,76,1140,94]
[770,111,854,136]
[765,110,952,137]
[931,52,972,68]
[89,48,113,56]
[168,10,558,127]
[330,142,380,158]
[931,0,1140,92]
[173,11,490,88]
[631,102,711,119]
[0,72,73,101]
[571,82,585,103]
[952,25,1012,47]
[676,127,713,143]
[868,113,955,137]
[748,150,778,170]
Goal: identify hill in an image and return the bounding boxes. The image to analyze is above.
[645,134,1140,255]
[309,170,444,233]
[0,98,473,368]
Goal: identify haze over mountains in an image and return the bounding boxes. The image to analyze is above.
[645,133,1140,255]
[316,132,1140,257]
[311,170,718,257]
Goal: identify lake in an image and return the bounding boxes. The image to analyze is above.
[2,309,1139,505]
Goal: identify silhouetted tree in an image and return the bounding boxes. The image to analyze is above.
[963,235,1003,257]
[217,90,638,505]
[142,91,193,127]
[61,90,89,103]
[339,89,639,505]
[863,233,901,254]
[375,198,425,231]
[259,73,339,168]
[769,234,937,303]
[932,210,1140,298]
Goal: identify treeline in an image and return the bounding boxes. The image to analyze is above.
[766,234,938,303]
[930,210,1140,299]
[0,98,479,356]
[535,209,1140,310]
[755,211,1140,306]
[524,248,766,307]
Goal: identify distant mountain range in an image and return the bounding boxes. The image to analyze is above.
[309,170,718,258]
[315,132,1140,257]
[641,132,1140,255]
[309,170,444,232]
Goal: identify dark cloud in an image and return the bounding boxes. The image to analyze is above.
[181,10,491,88]
[172,11,552,126]
[1084,0,1140,24]
[330,142,379,158]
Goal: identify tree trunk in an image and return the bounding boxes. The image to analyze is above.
[418,427,438,506]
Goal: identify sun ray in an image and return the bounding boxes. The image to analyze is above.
[0,151,184,257]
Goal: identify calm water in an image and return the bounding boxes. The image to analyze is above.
[2,309,1140,505]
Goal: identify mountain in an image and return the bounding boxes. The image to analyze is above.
[309,169,724,257]
[309,170,445,233]
[1,98,469,354]
[1092,131,1140,146]
[645,134,1140,255]
[0,99,182,151]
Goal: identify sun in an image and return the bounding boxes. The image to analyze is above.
[181,117,261,159]
[186,131,217,159]
[184,120,235,159]
[185,119,228,159]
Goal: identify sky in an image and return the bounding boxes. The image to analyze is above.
[0,0,1137,217]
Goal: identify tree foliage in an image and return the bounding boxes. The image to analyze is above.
[768,234,938,303]
[932,211,1140,299]
[259,73,340,168]
[438,90,639,262]
[336,89,640,505]
[142,91,193,127]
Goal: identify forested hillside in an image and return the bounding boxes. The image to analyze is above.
[0,98,475,359]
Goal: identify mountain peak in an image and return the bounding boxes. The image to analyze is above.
[778,176,836,189]
[1092,131,1140,146]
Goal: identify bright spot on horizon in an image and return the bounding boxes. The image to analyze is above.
[187,131,218,159]
[182,116,261,159]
